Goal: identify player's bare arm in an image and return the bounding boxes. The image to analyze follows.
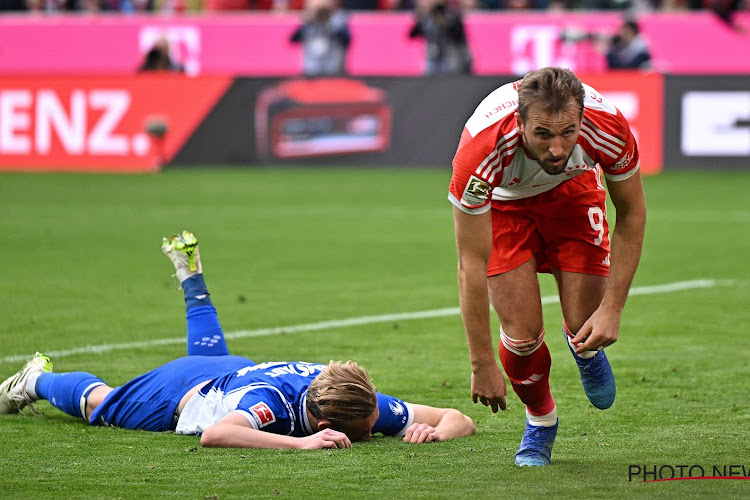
[453,206,507,412]
[572,170,647,353]
[200,412,352,450]
[403,404,476,443]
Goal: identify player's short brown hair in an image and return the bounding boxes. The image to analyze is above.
[306,361,378,427]
[517,67,585,121]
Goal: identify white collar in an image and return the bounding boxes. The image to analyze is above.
[300,390,315,436]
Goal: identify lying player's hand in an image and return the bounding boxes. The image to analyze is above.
[299,429,352,449]
[471,363,507,412]
[403,422,439,443]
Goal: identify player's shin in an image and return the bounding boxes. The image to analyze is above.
[183,274,229,356]
[183,274,213,310]
[498,328,555,423]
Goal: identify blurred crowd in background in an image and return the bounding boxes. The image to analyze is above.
[1,0,747,17]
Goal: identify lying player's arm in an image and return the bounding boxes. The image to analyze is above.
[453,206,507,412]
[402,404,476,443]
[200,412,352,450]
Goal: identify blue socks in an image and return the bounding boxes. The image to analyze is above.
[182,274,213,310]
[183,274,229,356]
[35,372,105,421]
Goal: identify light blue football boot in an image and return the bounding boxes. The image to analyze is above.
[515,419,558,466]
[565,329,616,410]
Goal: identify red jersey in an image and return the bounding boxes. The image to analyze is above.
[449,81,640,214]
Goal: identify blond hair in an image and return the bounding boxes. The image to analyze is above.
[307,361,378,427]
[517,67,585,121]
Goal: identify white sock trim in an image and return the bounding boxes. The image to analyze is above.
[527,407,557,427]
[500,328,544,356]
[565,335,597,359]
[25,373,42,400]
[176,268,196,284]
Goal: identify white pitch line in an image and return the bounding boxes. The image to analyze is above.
[0,279,731,365]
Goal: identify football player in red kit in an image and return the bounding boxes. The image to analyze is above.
[449,67,646,466]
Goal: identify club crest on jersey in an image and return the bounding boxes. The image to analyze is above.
[614,149,634,171]
[249,402,276,427]
[461,175,491,207]
[389,401,404,416]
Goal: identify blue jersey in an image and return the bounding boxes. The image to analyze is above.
[175,360,414,437]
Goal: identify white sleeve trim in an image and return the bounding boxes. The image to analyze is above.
[233,410,261,430]
[395,402,416,437]
[603,161,640,182]
[448,193,492,215]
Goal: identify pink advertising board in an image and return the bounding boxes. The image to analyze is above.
[0,12,748,76]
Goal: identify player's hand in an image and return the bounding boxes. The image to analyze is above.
[571,306,621,353]
[470,363,507,412]
[403,422,439,443]
[298,429,352,449]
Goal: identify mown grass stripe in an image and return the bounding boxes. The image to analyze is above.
[0,279,729,365]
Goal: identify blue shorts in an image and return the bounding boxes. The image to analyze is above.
[89,355,256,431]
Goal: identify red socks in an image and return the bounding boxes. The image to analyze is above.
[499,328,555,417]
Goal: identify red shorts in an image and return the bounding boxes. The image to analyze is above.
[487,169,611,277]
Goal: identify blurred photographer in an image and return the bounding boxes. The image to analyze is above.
[604,21,652,70]
[290,0,351,77]
[138,38,185,73]
[409,0,472,76]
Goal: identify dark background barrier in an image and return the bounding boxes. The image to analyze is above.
[664,76,750,170]
[171,74,665,174]
[172,76,512,168]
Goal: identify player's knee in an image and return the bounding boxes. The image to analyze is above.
[500,322,543,340]
[85,385,113,422]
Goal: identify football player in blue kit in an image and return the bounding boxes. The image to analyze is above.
[0,232,475,450]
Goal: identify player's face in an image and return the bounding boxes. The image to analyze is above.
[335,408,380,442]
[516,102,582,175]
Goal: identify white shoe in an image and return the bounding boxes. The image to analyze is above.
[161,230,201,283]
[0,352,53,415]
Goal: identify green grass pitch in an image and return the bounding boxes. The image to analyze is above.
[1,168,749,499]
